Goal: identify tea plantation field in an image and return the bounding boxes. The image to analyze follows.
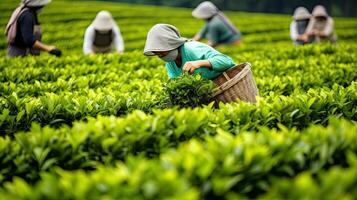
[0,0,357,199]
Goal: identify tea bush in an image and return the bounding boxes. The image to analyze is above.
[0,0,356,199]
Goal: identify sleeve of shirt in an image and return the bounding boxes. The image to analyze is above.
[323,18,334,36]
[290,22,298,40]
[165,63,177,79]
[113,25,124,52]
[18,12,36,47]
[198,24,208,38]
[192,44,235,72]
[207,23,220,45]
[83,26,95,55]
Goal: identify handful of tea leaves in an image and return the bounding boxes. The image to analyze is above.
[158,73,216,108]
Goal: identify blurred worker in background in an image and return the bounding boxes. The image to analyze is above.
[83,11,124,55]
[306,5,337,43]
[192,1,241,47]
[5,0,62,57]
[290,7,312,45]
[143,24,235,80]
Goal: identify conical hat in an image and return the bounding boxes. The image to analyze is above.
[192,1,218,19]
[312,5,328,17]
[92,11,116,31]
[293,7,311,20]
[22,0,51,7]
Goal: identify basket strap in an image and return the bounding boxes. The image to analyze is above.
[223,72,230,80]
[214,64,252,96]
[214,72,231,96]
[220,65,250,89]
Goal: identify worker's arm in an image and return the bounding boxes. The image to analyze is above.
[33,40,55,52]
[193,33,201,41]
[113,25,124,53]
[83,26,95,55]
[194,24,208,41]
[321,18,334,37]
[183,60,211,73]
[33,41,62,56]
[207,40,218,47]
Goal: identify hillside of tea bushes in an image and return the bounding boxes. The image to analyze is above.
[0,0,357,199]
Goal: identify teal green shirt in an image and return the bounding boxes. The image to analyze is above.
[199,15,241,45]
[165,41,235,80]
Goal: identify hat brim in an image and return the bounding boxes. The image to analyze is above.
[314,13,328,17]
[93,24,114,31]
[192,10,213,19]
[294,15,311,20]
[92,20,115,31]
[25,0,51,6]
[143,47,178,56]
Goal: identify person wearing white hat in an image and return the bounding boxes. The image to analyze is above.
[192,1,241,47]
[83,11,124,55]
[143,24,235,80]
[306,5,337,43]
[290,7,312,45]
[5,0,62,57]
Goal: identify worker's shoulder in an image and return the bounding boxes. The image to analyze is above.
[327,17,334,23]
[84,24,95,33]
[207,16,225,28]
[18,9,35,21]
[184,41,210,50]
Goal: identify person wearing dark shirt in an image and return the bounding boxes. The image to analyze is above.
[5,0,62,57]
[290,7,312,45]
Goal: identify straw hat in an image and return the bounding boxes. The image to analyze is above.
[293,7,311,20]
[92,11,116,31]
[192,1,218,19]
[22,0,51,6]
[312,5,328,17]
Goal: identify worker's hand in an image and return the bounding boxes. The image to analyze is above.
[297,35,304,41]
[86,51,96,56]
[308,30,316,36]
[298,34,309,42]
[47,45,56,51]
[316,31,325,37]
[193,34,201,41]
[49,48,62,57]
[207,40,218,47]
[183,61,201,74]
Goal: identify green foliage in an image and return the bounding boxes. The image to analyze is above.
[261,152,357,200]
[0,0,356,199]
[159,73,216,108]
[0,83,356,186]
[0,119,356,199]
[0,44,356,134]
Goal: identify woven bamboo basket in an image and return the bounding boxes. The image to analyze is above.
[213,62,259,103]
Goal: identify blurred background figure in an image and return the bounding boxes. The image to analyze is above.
[192,1,241,47]
[5,0,62,57]
[83,11,124,55]
[290,7,312,46]
[306,5,337,43]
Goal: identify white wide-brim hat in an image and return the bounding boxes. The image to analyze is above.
[92,10,116,31]
[293,7,311,20]
[192,1,218,19]
[22,0,52,7]
[312,5,329,17]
